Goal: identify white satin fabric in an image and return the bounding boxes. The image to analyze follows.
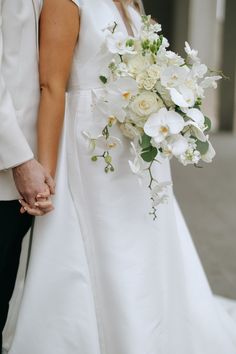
[8,1,236,353]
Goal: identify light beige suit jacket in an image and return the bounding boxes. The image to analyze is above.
[0,0,42,200]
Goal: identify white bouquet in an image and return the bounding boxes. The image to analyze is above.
[83,16,221,219]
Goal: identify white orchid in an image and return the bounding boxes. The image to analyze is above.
[96,77,138,123]
[94,93,127,123]
[164,50,185,66]
[169,86,195,108]
[82,131,121,153]
[151,181,172,207]
[107,76,138,107]
[202,141,216,163]
[191,63,208,79]
[186,108,205,130]
[95,135,122,151]
[160,66,190,89]
[200,75,222,89]
[82,131,97,153]
[157,134,188,158]
[144,108,185,144]
[184,42,200,63]
[128,141,146,179]
[184,120,207,142]
[106,31,135,55]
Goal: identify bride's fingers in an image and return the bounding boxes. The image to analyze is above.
[20,206,26,214]
[25,207,45,216]
[34,200,54,212]
[19,199,50,216]
[22,205,45,216]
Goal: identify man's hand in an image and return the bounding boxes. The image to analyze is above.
[13,159,55,208]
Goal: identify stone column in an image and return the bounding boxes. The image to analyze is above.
[188,0,221,130]
[219,0,236,131]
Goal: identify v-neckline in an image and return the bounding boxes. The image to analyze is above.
[110,1,135,37]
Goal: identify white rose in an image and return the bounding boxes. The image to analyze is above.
[131,91,164,116]
[136,72,148,89]
[155,81,174,108]
[143,76,157,90]
[120,122,142,140]
[128,110,148,128]
[147,64,161,80]
[127,55,150,76]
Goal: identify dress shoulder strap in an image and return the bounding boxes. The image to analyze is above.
[70,0,82,7]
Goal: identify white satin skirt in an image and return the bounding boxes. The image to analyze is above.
[7,90,236,354]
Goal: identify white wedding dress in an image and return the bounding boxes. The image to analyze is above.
[8,0,236,353]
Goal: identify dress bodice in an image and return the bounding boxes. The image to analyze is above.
[67,0,142,91]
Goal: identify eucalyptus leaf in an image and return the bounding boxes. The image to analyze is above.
[204,116,212,132]
[196,139,209,155]
[140,133,152,149]
[99,75,108,84]
[141,146,158,162]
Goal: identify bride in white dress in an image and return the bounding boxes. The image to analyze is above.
[8,0,236,353]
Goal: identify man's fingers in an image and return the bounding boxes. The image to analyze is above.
[36,189,51,200]
[45,174,56,195]
[23,194,37,208]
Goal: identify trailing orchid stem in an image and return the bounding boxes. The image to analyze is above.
[146,159,158,220]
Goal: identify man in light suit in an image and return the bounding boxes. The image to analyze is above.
[0,0,55,350]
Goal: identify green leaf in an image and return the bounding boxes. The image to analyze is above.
[204,116,212,132]
[140,133,152,149]
[99,75,108,84]
[126,39,134,47]
[196,139,209,155]
[141,146,157,162]
[194,98,202,108]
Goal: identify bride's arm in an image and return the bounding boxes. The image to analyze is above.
[38,0,80,178]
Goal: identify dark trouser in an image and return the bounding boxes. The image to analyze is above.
[0,200,32,351]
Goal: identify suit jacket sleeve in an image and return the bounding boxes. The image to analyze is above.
[0,23,34,171]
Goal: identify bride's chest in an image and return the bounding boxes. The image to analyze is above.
[78,1,141,48]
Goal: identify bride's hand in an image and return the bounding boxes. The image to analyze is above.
[19,190,54,216]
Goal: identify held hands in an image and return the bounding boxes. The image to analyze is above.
[19,187,54,216]
[13,159,56,216]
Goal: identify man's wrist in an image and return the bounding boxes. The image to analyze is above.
[12,158,35,171]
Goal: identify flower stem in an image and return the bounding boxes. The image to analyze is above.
[146,159,158,220]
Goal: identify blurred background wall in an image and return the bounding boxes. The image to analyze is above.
[142,0,236,299]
